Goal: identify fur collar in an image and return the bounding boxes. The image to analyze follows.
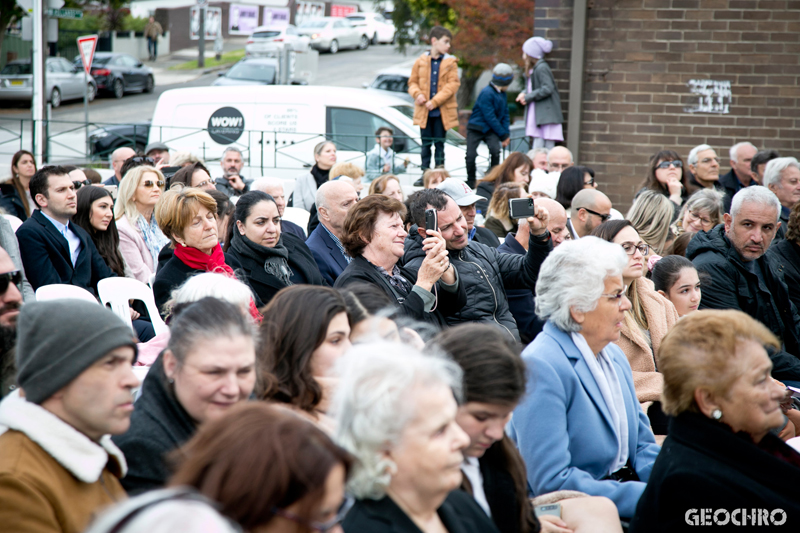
[0,390,127,482]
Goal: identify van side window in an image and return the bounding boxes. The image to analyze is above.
[326,107,417,153]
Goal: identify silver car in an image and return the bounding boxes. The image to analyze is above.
[297,17,369,54]
[0,57,97,108]
[245,24,311,55]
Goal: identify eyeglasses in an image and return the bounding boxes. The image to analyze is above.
[686,210,712,226]
[584,177,595,187]
[601,284,629,307]
[580,207,611,222]
[0,271,22,294]
[194,179,213,188]
[73,179,92,190]
[142,180,165,189]
[621,243,649,256]
[273,496,354,533]
[656,160,683,169]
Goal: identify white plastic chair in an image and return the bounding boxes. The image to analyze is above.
[35,284,98,303]
[97,278,169,337]
[147,273,155,288]
[282,207,310,237]
[3,214,23,233]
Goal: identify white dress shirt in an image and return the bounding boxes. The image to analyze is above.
[41,211,82,267]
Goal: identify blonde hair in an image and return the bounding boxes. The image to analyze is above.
[423,168,450,189]
[170,152,203,167]
[329,162,365,180]
[155,188,218,246]
[626,190,675,255]
[487,183,525,223]
[659,310,779,416]
[114,165,165,223]
[368,174,402,199]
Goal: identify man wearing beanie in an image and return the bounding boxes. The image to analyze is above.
[465,63,514,188]
[0,300,139,532]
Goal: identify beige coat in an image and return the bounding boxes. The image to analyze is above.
[614,277,679,407]
[0,391,128,532]
[407,53,460,130]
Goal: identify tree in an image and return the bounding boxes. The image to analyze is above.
[0,0,25,61]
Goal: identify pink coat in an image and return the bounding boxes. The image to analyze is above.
[116,215,154,284]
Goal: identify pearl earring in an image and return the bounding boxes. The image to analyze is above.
[712,409,722,420]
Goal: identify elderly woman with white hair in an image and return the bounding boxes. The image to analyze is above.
[762,156,800,240]
[334,343,500,533]
[508,237,660,522]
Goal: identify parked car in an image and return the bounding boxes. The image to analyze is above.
[212,58,278,86]
[345,12,396,44]
[88,121,150,160]
[245,24,310,55]
[73,52,154,99]
[0,58,97,108]
[296,17,369,54]
[363,66,413,103]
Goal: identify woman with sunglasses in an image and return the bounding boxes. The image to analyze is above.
[636,150,690,220]
[115,166,170,284]
[591,220,679,436]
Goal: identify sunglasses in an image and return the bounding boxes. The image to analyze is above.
[272,496,354,532]
[130,156,156,165]
[656,160,683,169]
[0,271,22,294]
[584,177,595,186]
[580,207,611,222]
[142,180,165,189]
[73,179,92,190]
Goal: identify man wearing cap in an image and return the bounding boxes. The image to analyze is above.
[404,187,552,342]
[144,142,170,165]
[436,178,500,247]
[465,64,514,188]
[0,300,139,532]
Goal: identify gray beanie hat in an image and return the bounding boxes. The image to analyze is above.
[492,63,514,87]
[16,300,138,404]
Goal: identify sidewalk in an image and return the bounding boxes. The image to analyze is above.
[146,38,248,86]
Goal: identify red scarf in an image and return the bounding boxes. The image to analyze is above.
[173,243,263,322]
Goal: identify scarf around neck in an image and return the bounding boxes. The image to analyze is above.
[231,232,293,287]
[310,164,330,188]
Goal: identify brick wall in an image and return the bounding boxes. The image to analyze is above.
[534,0,800,210]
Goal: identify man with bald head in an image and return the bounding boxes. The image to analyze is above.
[547,146,573,173]
[250,177,305,240]
[567,188,612,239]
[306,180,359,285]
[103,147,136,187]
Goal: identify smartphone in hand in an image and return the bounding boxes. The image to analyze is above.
[509,197,536,219]
[425,208,438,232]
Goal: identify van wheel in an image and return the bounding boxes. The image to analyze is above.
[329,39,339,54]
[359,34,370,50]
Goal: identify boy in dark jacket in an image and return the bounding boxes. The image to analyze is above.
[465,63,513,188]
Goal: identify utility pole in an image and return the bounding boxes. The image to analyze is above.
[198,3,205,68]
[32,0,45,166]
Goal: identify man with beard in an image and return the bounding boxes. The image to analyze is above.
[215,147,252,197]
[0,247,22,398]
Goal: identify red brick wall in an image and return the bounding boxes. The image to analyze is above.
[534,0,800,209]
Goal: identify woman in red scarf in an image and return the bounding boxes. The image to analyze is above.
[153,188,261,319]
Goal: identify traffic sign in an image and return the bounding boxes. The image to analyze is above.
[46,8,83,19]
[77,35,98,75]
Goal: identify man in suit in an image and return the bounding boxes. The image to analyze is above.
[306,180,358,286]
[17,166,115,295]
[566,188,612,240]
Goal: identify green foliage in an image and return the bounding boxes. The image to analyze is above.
[0,0,26,35]
[59,15,103,32]
[122,15,148,32]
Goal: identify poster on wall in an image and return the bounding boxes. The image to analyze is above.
[263,7,290,27]
[331,4,357,17]
[190,6,222,40]
[229,4,259,35]
[294,1,325,26]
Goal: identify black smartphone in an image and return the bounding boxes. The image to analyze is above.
[509,197,536,219]
[425,208,438,232]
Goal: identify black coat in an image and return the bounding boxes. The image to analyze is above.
[687,224,800,382]
[16,209,115,294]
[768,238,800,315]
[476,181,494,216]
[472,226,501,248]
[334,255,466,329]
[342,491,500,533]
[226,232,326,306]
[112,356,197,495]
[719,168,752,214]
[152,251,246,316]
[0,182,28,221]
[496,233,545,344]
[630,411,800,532]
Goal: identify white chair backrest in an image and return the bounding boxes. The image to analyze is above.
[147,273,155,288]
[35,284,98,303]
[282,207,310,237]
[4,214,23,233]
[97,278,169,337]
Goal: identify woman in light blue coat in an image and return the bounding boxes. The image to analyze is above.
[508,236,660,521]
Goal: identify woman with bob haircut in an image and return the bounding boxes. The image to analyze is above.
[115,165,169,284]
[89,403,354,533]
[432,324,624,533]
[508,237,660,521]
[476,152,533,214]
[368,174,404,202]
[625,189,676,256]
[259,285,352,430]
[673,188,724,236]
[630,310,800,532]
[335,195,465,329]
[636,149,690,217]
[333,342,500,533]
[153,188,254,317]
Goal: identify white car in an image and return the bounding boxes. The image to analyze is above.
[297,17,369,54]
[345,12,396,44]
[245,25,310,55]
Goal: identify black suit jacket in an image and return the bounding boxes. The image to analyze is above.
[306,223,349,286]
[17,209,115,295]
[343,491,500,533]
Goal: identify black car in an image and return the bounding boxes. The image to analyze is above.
[73,52,154,99]
[88,121,150,160]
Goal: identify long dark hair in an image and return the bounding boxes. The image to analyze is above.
[555,165,594,209]
[640,149,689,196]
[479,152,533,185]
[430,324,536,533]
[258,285,348,412]
[10,150,35,217]
[74,186,126,276]
[223,190,277,252]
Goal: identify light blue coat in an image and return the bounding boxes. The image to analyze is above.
[508,321,661,519]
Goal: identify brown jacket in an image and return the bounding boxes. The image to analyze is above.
[614,277,679,407]
[0,391,128,532]
[407,52,460,130]
[145,21,163,40]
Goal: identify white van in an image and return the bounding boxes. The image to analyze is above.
[147,85,488,191]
